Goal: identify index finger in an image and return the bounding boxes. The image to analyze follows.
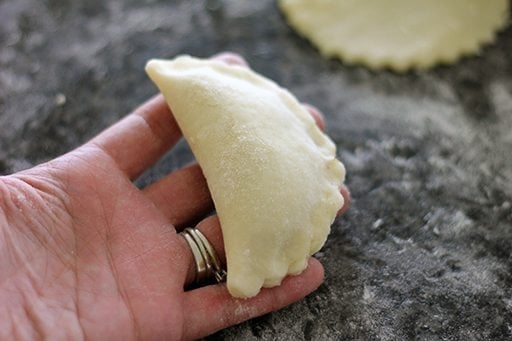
[87,94,182,180]
[82,53,249,181]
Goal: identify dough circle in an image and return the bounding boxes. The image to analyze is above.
[279,0,509,71]
[146,56,345,298]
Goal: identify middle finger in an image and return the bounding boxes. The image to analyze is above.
[143,163,213,227]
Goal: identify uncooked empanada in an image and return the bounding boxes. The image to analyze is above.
[279,0,509,71]
[146,56,345,298]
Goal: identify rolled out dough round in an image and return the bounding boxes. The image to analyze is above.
[279,0,509,71]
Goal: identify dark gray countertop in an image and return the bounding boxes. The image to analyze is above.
[1,0,511,339]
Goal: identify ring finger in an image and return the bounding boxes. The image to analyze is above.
[179,215,225,286]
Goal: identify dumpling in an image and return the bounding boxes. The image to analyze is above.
[146,56,345,298]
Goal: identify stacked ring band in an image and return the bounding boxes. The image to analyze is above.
[181,227,227,284]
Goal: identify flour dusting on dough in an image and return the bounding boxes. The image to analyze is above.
[146,56,345,298]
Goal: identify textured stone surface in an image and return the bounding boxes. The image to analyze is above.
[1,0,511,339]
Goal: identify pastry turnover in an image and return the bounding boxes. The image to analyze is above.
[146,56,345,298]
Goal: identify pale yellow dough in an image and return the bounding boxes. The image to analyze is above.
[279,0,509,71]
[146,56,345,298]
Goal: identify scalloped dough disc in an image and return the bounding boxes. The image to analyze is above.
[279,0,509,71]
[146,56,345,298]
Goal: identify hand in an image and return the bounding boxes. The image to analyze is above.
[0,53,350,340]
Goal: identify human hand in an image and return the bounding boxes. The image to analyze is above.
[0,53,350,340]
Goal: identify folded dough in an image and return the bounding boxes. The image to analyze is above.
[146,56,345,298]
[279,0,509,71]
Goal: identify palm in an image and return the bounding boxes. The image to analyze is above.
[2,147,188,339]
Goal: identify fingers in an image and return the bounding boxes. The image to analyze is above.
[150,93,349,287]
[180,215,225,286]
[213,54,327,134]
[338,184,351,216]
[143,163,214,227]
[82,52,249,181]
[139,52,248,225]
[211,52,249,67]
[181,258,324,340]
[87,94,182,180]
[303,103,351,216]
[179,183,349,287]
[303,103,325,131]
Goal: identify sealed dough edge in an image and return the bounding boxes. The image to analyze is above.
[146,56,345,298]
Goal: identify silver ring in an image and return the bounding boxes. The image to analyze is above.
[181,227,227,284]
